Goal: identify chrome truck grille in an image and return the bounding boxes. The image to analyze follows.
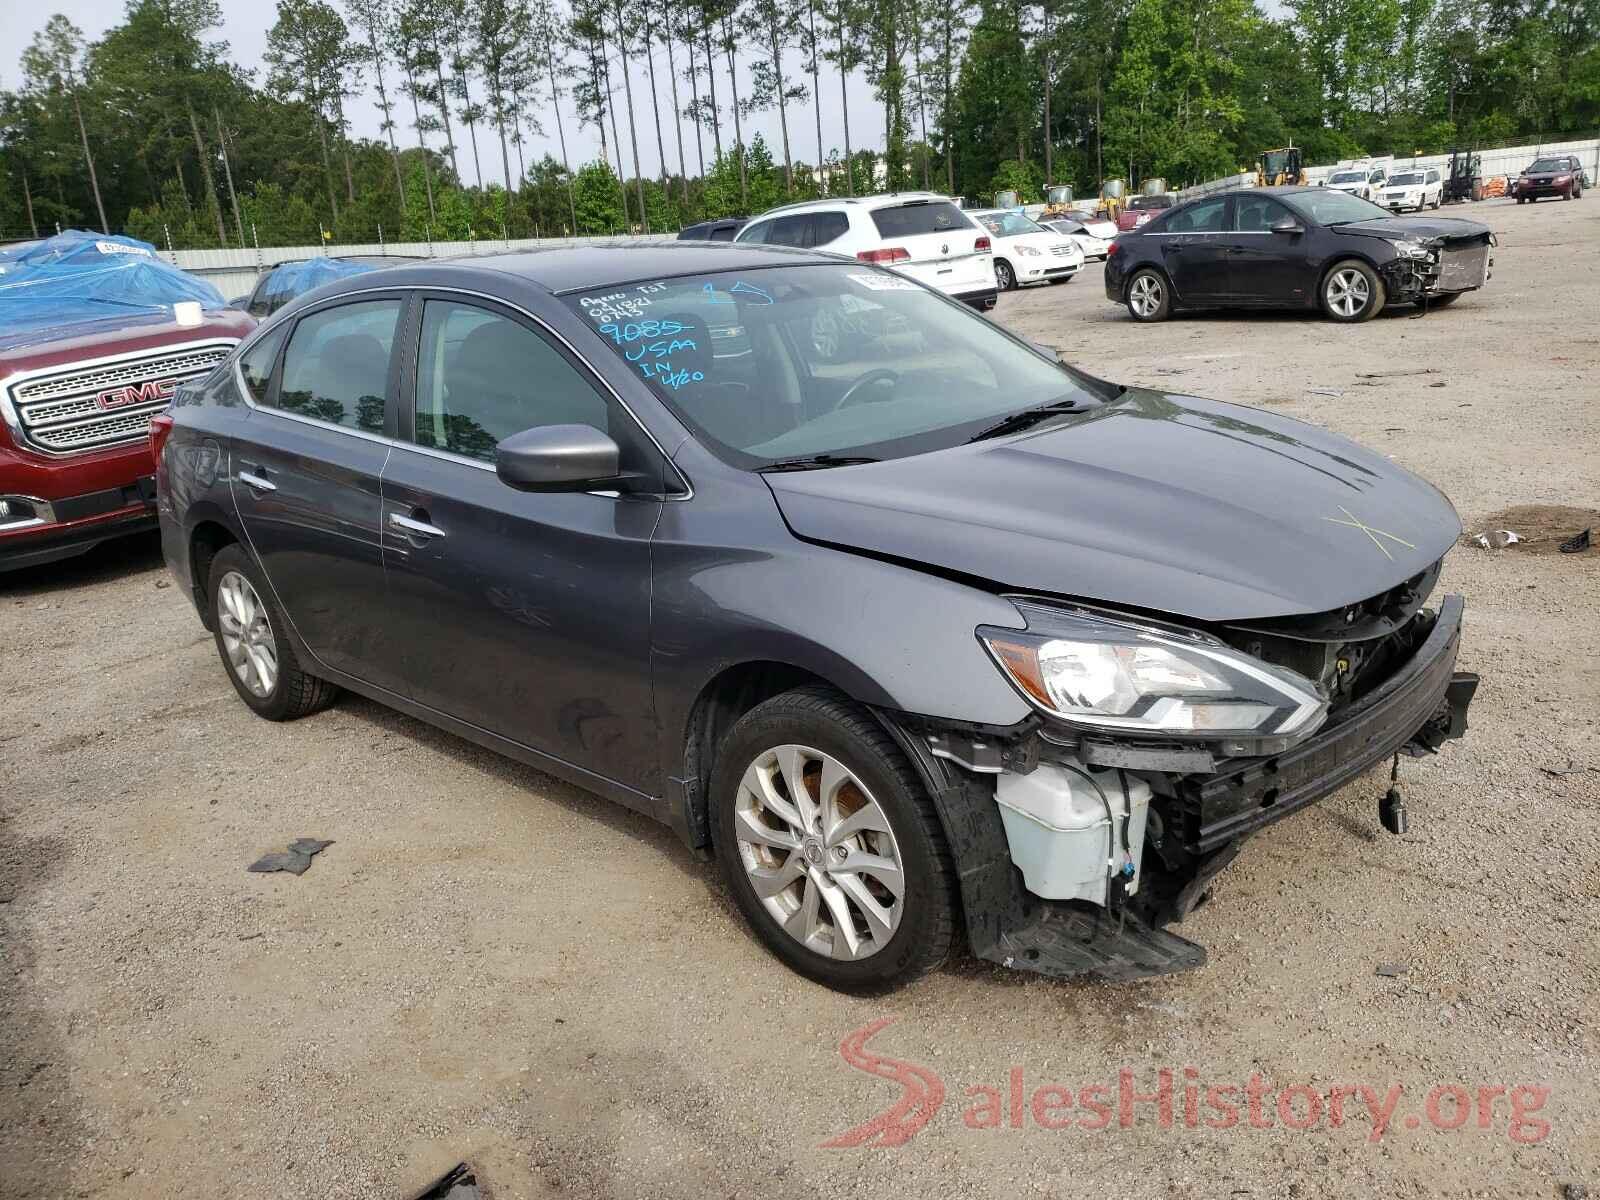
[1,340,235,456]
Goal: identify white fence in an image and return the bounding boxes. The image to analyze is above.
[172,235,674,301]
[1178,135,1600,200]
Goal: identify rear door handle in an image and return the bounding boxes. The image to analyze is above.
[389,511,445,539]
[238,469,276,492]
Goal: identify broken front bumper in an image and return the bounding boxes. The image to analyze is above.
[882,596,1477,983]
[1173,595,1475,854]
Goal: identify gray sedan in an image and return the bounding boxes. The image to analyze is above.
[156,243,1477,991]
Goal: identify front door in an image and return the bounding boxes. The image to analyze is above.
[1158,195,1230,302]
[1224,193,1312,305]
[230,294,410,694]
[380,294,663,795]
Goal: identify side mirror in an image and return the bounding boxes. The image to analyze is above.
[1270,216,1304,234]
[496,424,622,493]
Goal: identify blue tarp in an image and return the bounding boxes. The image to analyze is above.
[260,256,377,307]
[0,229,224,337]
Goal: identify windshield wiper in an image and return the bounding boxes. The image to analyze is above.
[965,398,1089,443]
[756,453,882,473]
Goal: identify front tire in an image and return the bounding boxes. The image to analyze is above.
[994,259,1016,291]
[710,686,958,992]
[1321,259,1385,322]
[208,544,339,721]
[1125,268,1171,322]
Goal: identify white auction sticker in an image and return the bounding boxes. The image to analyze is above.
[847,272,919,291]
[96,241,152,257]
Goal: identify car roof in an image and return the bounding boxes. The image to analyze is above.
[746,191,956,218]
[427,240,836,294]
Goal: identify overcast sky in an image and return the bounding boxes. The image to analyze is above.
[1,0,893,187]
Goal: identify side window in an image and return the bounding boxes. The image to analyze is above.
[413,300,609,463]
[1168,198,1226,233]
[1232,195,1286,232]
[276,299,401,432]
[810,211,849,247]
[764,215,813,247]
[237,326,287,403]
[738,220,772,245]
[709,224,738,242]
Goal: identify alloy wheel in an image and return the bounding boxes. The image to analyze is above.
[732,744,905,961]
[995,261,1014,290]
[1326,269,1370,318]
[1130,274,1164,318]
[217,570,278,698]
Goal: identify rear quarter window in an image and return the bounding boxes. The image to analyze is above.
[869,201,971,238]
[811,211,849,246]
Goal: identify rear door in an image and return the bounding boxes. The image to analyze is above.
[1224,193,1312,305]
[230,293,410,693]
[866,199,992,296]
[1156,196,1230,302]
[378,293,664,794]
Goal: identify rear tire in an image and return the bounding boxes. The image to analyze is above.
[1320,259,1385,322]
[207,544,339,721]
[1125,268,1171,322]
[710,686,958,993]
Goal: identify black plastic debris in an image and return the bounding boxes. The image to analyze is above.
[247,838,334,876]
[408,1163,480,1200]
[1559,528,1591,554]
[1375,962,1409,978]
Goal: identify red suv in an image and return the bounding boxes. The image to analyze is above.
[1513,155,1588,202]
[0,229,261,572]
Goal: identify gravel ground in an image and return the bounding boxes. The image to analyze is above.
[2,196,1596,1200]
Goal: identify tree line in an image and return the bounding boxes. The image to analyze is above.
[2,0,1596,248]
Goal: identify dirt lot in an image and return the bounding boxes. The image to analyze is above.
[3,196,1597,1199]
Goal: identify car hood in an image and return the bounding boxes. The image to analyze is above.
[1334,215,1492,242]
[763,388,1462,623]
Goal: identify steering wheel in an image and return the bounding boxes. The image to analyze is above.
[833,368,900,411]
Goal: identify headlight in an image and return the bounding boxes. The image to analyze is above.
[1016,245,1041,257]
[979,603,1328,739]
[1388,239,1435,259]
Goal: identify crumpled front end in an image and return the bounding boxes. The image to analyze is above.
[881,574,1478,983]
[1380,231,1496,303]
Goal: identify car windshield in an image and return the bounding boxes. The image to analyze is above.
[1389,173,1423,186]
[975,211,1044,237]
[1328,171,1366,184]
[1527,158,1566,172]
[1284,189,1391,225]
[564,265,1097,467]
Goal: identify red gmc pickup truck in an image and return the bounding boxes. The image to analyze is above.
[1,309,255,571]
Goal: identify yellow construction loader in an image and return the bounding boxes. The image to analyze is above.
[1042,184,1075,219]
[1256,147,1307,187]
[1095,178,1126,221]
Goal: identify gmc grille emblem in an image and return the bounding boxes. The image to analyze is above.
[96,379,176,411]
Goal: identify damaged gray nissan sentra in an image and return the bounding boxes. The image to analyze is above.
[156,243,1478,991]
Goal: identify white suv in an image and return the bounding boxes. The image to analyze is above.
[735,193,997,310]
[1380,169,1443,212]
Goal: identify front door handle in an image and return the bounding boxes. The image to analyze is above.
[389,511,445,539]
[239,469,276,492]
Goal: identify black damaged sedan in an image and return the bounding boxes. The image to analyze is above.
[157,243,1478,991]
[1105,185,1495,323]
